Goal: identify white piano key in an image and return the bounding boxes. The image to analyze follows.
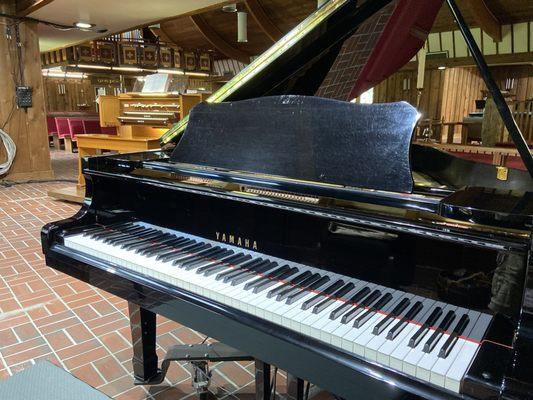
[64,223,495,395]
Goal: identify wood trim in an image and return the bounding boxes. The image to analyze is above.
[402,52,533,70]
[464,0,502,42]
[190,14,250,63]
[16,0,55,16]
[245,0,283,42]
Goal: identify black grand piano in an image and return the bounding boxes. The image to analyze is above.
[42,1,533,399]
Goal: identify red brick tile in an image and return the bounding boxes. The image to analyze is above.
[114,347,133,364]
[39,316,80,335]
[46,330,74,351]
[215,362,254,387]
[0,328,18,347]
[1,337,45,357]
[72,304,99,322]
[92,318,129,337]
[0,314,28,331]
[86,311,123,330]
[91,300,116,316]
[100,331,129,354]
[93,355,128,382]
[56,338,100,360]
[114,386,148,400]
[0,299,20,313]
[63,346,109,370]
[4,344,52,366]
[65,323,94,343]
[98,374,136,398]
[0,368,10,380]
[13,323,39,341]
[71,364,105,388]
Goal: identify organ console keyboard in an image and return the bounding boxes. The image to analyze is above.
[42,0,533,399]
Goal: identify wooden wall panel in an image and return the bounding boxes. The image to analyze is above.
[375,67,485,124]
[44,78,97,113]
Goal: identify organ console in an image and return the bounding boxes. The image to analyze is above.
[41,0,533,399]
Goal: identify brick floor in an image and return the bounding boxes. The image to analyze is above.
[0,150,298,400]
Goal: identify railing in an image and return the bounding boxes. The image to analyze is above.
[41,39,214,75]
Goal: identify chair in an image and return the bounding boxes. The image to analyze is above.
[82,119,102,134]
[47,117,59,148]
[55,117,71,151]
[66,118,85,152]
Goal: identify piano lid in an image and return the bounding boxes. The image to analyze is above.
[160,0,399,145]
[170,96,419,193]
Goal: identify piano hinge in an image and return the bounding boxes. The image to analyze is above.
[241,186,320,204]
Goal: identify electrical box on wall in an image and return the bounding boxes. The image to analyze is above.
[16,86,33,108]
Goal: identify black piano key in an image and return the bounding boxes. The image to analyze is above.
[101,225,144,242]
[229,262,278,286]
[438,314,470,358]
[137,237,187,255]
[84,222,131,238]
[89,223,133,238]
[275,273,322,302]
[142,240,188,257]
[353,292,393,329]
[172,246,220,266]
[340,289,381,324]
[372,297,410,335]
[155,239,197,260]
[196,253,249,275]
[129,232,175,251]
[215,259,264,281]
[159,243,209,262]
[301,279,345,311]
[244,265,291,291]
[81,223,128,236]
[125,233,173,251]
[329,286,371,320]
[252,267,299,293]
[121,232,164,249]
[423,310,456,353]
[111,229,157,246]
[224,260,273,284]
[312,282,355,314]
[267,271,312,299]
[408,307,443,348]
[182,249,232,270]
[94,225,143,241]
[133,233,177,251]
[386,301,423,340]
[286,275,330,305]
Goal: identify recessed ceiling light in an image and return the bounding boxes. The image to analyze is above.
[74,22,94,29]
[222,4,237,12]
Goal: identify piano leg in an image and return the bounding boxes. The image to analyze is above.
[255,360,271,400]
[128,302,161,384]
[287,373,305,400]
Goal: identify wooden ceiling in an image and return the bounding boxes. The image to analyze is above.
[156,0,533,61]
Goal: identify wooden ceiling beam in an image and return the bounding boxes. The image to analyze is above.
[245,0,283,42]
[190,14,250,63]
[16,0,55,16]
[464,0,502,42]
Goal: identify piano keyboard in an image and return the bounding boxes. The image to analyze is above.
[63,221,492,394]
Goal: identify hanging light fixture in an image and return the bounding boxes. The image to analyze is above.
[237,11,248,43]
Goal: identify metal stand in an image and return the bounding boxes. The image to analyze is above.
[128,302,273,399]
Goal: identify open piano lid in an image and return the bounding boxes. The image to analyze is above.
[170,96,419,193]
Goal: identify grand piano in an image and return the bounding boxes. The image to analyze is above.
[42,0,533,399]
